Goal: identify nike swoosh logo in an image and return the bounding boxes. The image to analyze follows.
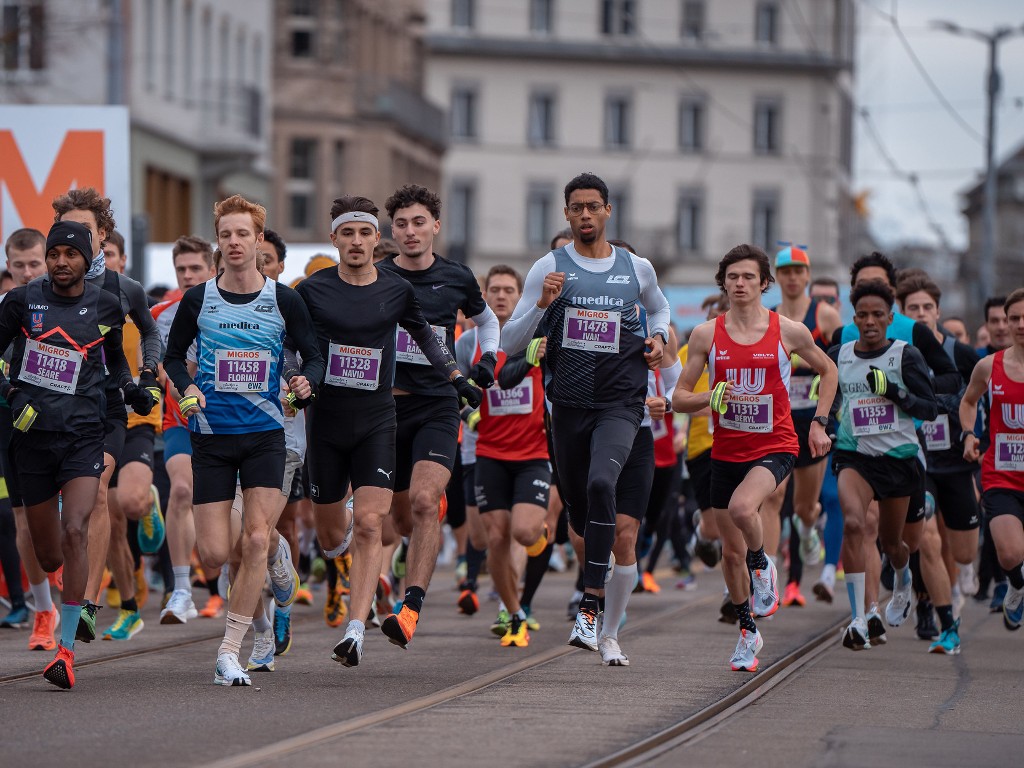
[428,450,450,459]
[432,284,445,290]
[610,458,622,468]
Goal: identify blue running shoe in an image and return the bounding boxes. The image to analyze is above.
[928,619,961,654]
[246,629,275,671]
[137,486,166,554]
[1003,584,1024,631]
[1,603,30,628]
[990,581,1008,613]
[273,607,292,656]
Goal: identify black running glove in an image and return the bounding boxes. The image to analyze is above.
[469,352,498,390]
[453,375,482,409]
[123,382,156,416]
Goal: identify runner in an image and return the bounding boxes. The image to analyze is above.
[0,220,153,688]
[960,288,1024,631]
[163,195,324,687]
[296,195,478,666]
[674,244,837,672]
[502,172,672,654]
[375,184,499,649]
[830,280,939,651]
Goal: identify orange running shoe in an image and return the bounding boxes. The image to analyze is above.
[295,583,313,606]
[324,587,346,628]
[43,643,75,689]
[29,606,59,651]
[381,605,419,648]
[135,566,149,609]
[525,524,550,558]
[199,594,225,618]
[782,581,806,607]
[438,492,448,523]
[641,572,661,594]
[457,589,479,615]
[99,568,112,595]
[49,566,63,591]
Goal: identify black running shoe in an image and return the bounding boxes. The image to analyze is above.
[76,603,100,643]
[915,599,938,641]
[718,597,739,624]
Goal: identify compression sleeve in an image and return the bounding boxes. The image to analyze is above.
[401,292,459,380]
[661,358,682,400]
[501,254,556,355]
[633,256,671,340]
[897,345,939,422]
[276,284,326,388]
[912,322,960,395]
[469,306,499,355]
[497,351,533,390]
[121,274,162,371]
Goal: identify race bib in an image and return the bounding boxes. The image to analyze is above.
[720,394,773,433]
[20,338,83,394]
[395,326,445,365]
[326,343,381,390]
[486,377,534,416]
[651,416,669,440]
[562,307,620,354]
[995,433,1024,472]
[850,396,898,436]
[922,414,951,451]
[214,349,272,392]
[789,375,816,410]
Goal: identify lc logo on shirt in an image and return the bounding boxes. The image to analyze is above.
[725,368,766,395]
[606,275,630,284]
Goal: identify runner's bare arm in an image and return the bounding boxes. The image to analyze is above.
[959,354,993,463]
[672,321,723,413]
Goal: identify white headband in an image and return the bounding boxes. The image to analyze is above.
[331,211,379,233]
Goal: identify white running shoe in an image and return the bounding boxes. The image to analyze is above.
[729,629,763,672]
[599,635,629,666]
[866,607,887,645]
[842,617,871,651]
[341,498,355,555]
[268,541,299,607]
[214,652,252,686]
[159,589,198,624]
[246,628,276,671]
[957,562,979,599]
[797,520,822,566]
[813,565,836,603]
[568,605,599,651]
[332,625,364,667]
[750,557,780,617]
[885,577,913,627]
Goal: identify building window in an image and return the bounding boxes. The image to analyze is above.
[752,190,779,251]
[291,29,314,58]
[291,0,314,16]
[526,186,554,247]
[604,95,631,149]
[450,86,478,140]
[601,0,635,35]
[677,190,703,253]
[447,181,476,263]
[529,0,553,33]
[754,100,780,155]
[452,0,474,30]
[164,0,175,98]
[528,92,556,147]
[200,10,211,110]
[183,1,194,104]
[144,0,155,88]
[678,98,704,153]
[681,1,703,41]
[289,138,317,180]
[1,1,45,72]
[218,21,229,124]
[333,141,346,187]
[607,189,628,241]
[289,193,312,231]
[755,1,778,45]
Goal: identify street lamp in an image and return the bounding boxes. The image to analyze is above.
[932,20,1024,309]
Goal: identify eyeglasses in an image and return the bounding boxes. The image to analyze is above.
[567,202,606,216]
[814,295,838,306]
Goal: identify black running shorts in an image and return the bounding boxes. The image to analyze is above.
[462,459,476,510]
[793,416,827,469]
[110,424,156,488]
[685,448,712,512]
[190,429,286,504]
[983,488,1024,524]
[394,393,460,493]
[833,450,922,507]
[710,452,795,510]
[306,400,396,505]
[927,471,981,531]
[615,426,656,521]
[10,426,105,507]
[474,456,551,513]
[103,411,127,465]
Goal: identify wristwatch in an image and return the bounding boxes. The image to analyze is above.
[959,430,976,444]
[811,415,829,428]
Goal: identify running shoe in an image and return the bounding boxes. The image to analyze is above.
[199,594,225,619]
[929,619,961,654]
[214,653,252,686]
[106,586,121,609]
[641,572,661,594]
[381,605,419,649]
[43,643,75,689]
[1003,583,1024,630]
[134,566,149,609]
[500,615,530,647]
[375,574,394,618]
[324,588,346,628]
[525,524,550,558]
[457,588,479,616]
[599,635,629,666]
[295,583,313,606]
[273,607,292,656]
[160,589,198,624]
[268,542,300,607]
[391,542,407,581]
[337,553,352,594]
[719,596,739,624]
[310,556,326,583]
[885,576,913,627]
[812,573,835,603]
[332,625,364,667]
[957,562,979,599]
[991,581,1009,613]
[102,609,143,641]
[568,605,599,651]
[842,617,870,650]
[797,520,822,566]
[76,602,100,643]
[29,605,59,651]
[915,599,938,641]
[866,607,887,645]
[693,536,722,569]
[750,557,780,617]
[1,603,29,628]
[524,606,540,631]
[490,608,511,637]
[137,486,166,554]
[782,582,806,607]
[454,556,468,584]
[566,590,583,621]
[729,628,763,672]
[246,628,276,671]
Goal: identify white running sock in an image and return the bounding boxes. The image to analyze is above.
[252,603,271,633]
[30,580,53,613]
[173,566,192,593]
[219,612,252,657]
[820,563,836,584]
[347,619,365,636]
[845,572,865,622]
[601,562,637,640]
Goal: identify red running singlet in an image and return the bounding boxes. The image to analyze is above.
[708,311,799,462]
[983,350,1024,492]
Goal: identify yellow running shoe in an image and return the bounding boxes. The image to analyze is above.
[500,615,530,647]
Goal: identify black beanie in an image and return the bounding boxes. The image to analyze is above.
[45,221,94,267]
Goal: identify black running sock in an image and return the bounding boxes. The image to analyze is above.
[325,557,339,592]
[120,598,138,613]
[579,593,600,614]
[466,542,487,584]
[746,547,768,571]
[734,601,757,633]
[205,576,219,598]
[404,586,426,614]
[598,596,606,613]
[935,604,954,632]
[575,566,585,593]
[520,542,553,609]
[298,553,311,580]
[1005,562,1024,590]
[909,551,926,594]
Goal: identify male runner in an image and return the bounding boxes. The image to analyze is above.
[674,244,837,672]
[502,172,672,653]
[164,195,324,686]
[831,280,939,651]
[0,220,152,688]
[961,288,1024,631]
[375,184,499,648]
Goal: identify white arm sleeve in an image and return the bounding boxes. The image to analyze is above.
[661,358,682,400]
[634,256,671,340]
[500,254,556,354]
[468,305,499,355]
